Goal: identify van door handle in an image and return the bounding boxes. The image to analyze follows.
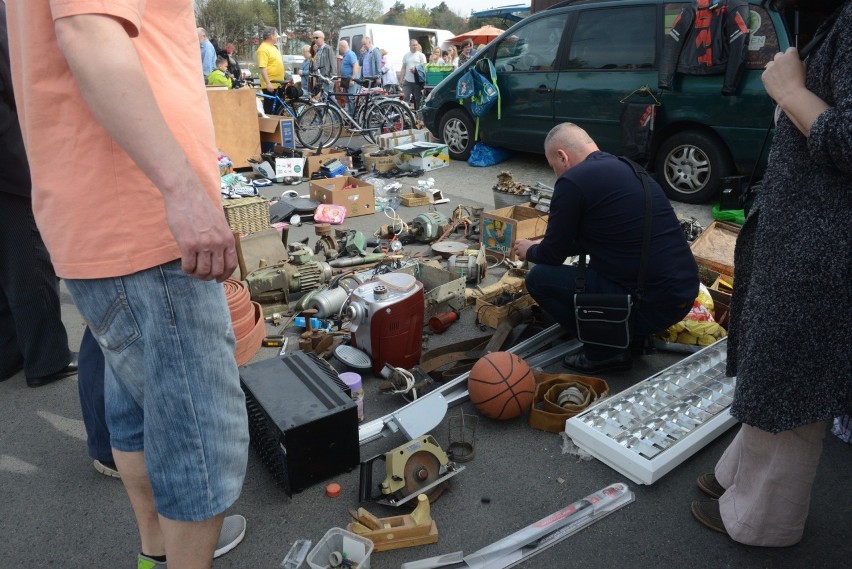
[536,86,552,94]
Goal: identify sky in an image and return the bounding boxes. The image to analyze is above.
[381,0,529,17]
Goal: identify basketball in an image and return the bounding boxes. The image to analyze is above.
[468,352,535,420]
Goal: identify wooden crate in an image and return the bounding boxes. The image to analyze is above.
[475,283,537,329]
[399,193,431,207]
[690,221,740,276]
[223,196,270,236]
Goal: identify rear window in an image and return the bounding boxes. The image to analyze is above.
[351,34,364,54]
[567,6,656,70]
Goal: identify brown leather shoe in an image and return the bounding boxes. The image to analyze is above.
[697,473,726,499]
[691,500,729,535]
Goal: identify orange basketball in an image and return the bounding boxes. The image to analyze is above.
[468,352,534,420]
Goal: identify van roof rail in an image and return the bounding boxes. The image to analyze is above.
[546,0,614,11]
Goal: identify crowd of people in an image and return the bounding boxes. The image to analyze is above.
[193,24,488,113]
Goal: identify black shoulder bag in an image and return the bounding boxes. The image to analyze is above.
[573,157,652,349]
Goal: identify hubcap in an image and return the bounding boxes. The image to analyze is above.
[664,145,711,195]
[443,118,469,154]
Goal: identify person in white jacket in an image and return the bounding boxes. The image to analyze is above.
[380,48,399,94]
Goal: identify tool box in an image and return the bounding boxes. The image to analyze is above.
[240,352,359,495]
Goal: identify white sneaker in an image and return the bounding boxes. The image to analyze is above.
[214,515,246,558]
[93,459,121,479]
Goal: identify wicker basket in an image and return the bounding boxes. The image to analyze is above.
[223,196,270,236]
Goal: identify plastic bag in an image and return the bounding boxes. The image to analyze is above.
[468,142,512,167]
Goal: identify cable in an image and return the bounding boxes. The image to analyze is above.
[388,367,416,395]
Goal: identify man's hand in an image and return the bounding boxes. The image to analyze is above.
[164,187,237,282]
[513,239,540,262]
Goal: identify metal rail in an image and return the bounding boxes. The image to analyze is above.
[358,324,582,445]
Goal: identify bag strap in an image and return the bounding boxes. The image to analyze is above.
[574,156,652,299]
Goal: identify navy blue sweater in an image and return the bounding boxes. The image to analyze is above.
[526,152,698,306]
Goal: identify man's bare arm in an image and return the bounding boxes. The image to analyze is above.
[55,14,236,281]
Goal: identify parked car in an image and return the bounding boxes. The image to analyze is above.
[421,0,790,203]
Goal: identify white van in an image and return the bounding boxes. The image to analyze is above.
[338,24,455,81]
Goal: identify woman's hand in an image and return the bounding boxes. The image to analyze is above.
[762,47,806,106]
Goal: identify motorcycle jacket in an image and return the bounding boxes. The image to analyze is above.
[658,0,750,95]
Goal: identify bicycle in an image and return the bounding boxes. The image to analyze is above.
[301,73,417,147]
[253,80,336,149]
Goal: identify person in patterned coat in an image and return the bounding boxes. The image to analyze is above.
[690,0,851,547]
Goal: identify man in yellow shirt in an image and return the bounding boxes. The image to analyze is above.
[256,26,284,113]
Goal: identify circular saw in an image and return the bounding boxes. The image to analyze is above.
[358,435,465,507]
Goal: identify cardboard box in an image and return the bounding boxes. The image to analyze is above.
[363,151,399,173]
[394,142,450,172]
[707,288,731,329]
[302,148,351,179]
[258,116,295,150]
[377,128,430,150]
[690,221,740,277]
[480,204,549,260]
[309,176,375,218]
[247,155,305,182]
[710,273,734,306]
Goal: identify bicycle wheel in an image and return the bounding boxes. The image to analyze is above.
[296,103,343,149]
[364,101,416,143]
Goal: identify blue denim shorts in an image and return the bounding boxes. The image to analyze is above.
[66,261,249,521]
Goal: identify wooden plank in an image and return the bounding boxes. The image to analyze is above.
[207,88,261,168]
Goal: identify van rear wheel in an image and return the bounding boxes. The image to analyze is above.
[655,130,733,204]
[439,108,474,161]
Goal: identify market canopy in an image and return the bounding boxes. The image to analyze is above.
[449,25,505,46]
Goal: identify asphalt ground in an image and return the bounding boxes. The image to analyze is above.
[1,148,848,568]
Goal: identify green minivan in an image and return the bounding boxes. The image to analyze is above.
[420,0,789,203]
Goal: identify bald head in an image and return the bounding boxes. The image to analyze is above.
[339,40,349,53]
[543,123,598,177]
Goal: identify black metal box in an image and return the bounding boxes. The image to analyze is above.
[240,352,359,495]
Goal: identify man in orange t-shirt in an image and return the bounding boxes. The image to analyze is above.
[5,1,249,568]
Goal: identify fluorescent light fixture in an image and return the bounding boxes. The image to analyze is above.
[565,338,736,484]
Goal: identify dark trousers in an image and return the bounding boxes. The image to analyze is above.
[78,327,113,463]
[526,263,690,360]
[403,80,424,110]
[0,194,72,378]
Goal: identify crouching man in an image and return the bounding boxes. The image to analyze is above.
[513,123,698,372]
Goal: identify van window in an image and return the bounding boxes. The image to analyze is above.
[494,13,568,72]
[567,6,655,70]
[664,3,780,69]
[351,34,364,54]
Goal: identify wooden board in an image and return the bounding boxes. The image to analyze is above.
[207,88,261,168]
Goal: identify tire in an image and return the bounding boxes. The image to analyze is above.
[438,108,475,161]
[296,103,342,149]
[364,101,416,144]
[654,130,734,204]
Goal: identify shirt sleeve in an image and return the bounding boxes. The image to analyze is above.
[50,0,143,37]
[526,176,583,265]
[257,46,269,68]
